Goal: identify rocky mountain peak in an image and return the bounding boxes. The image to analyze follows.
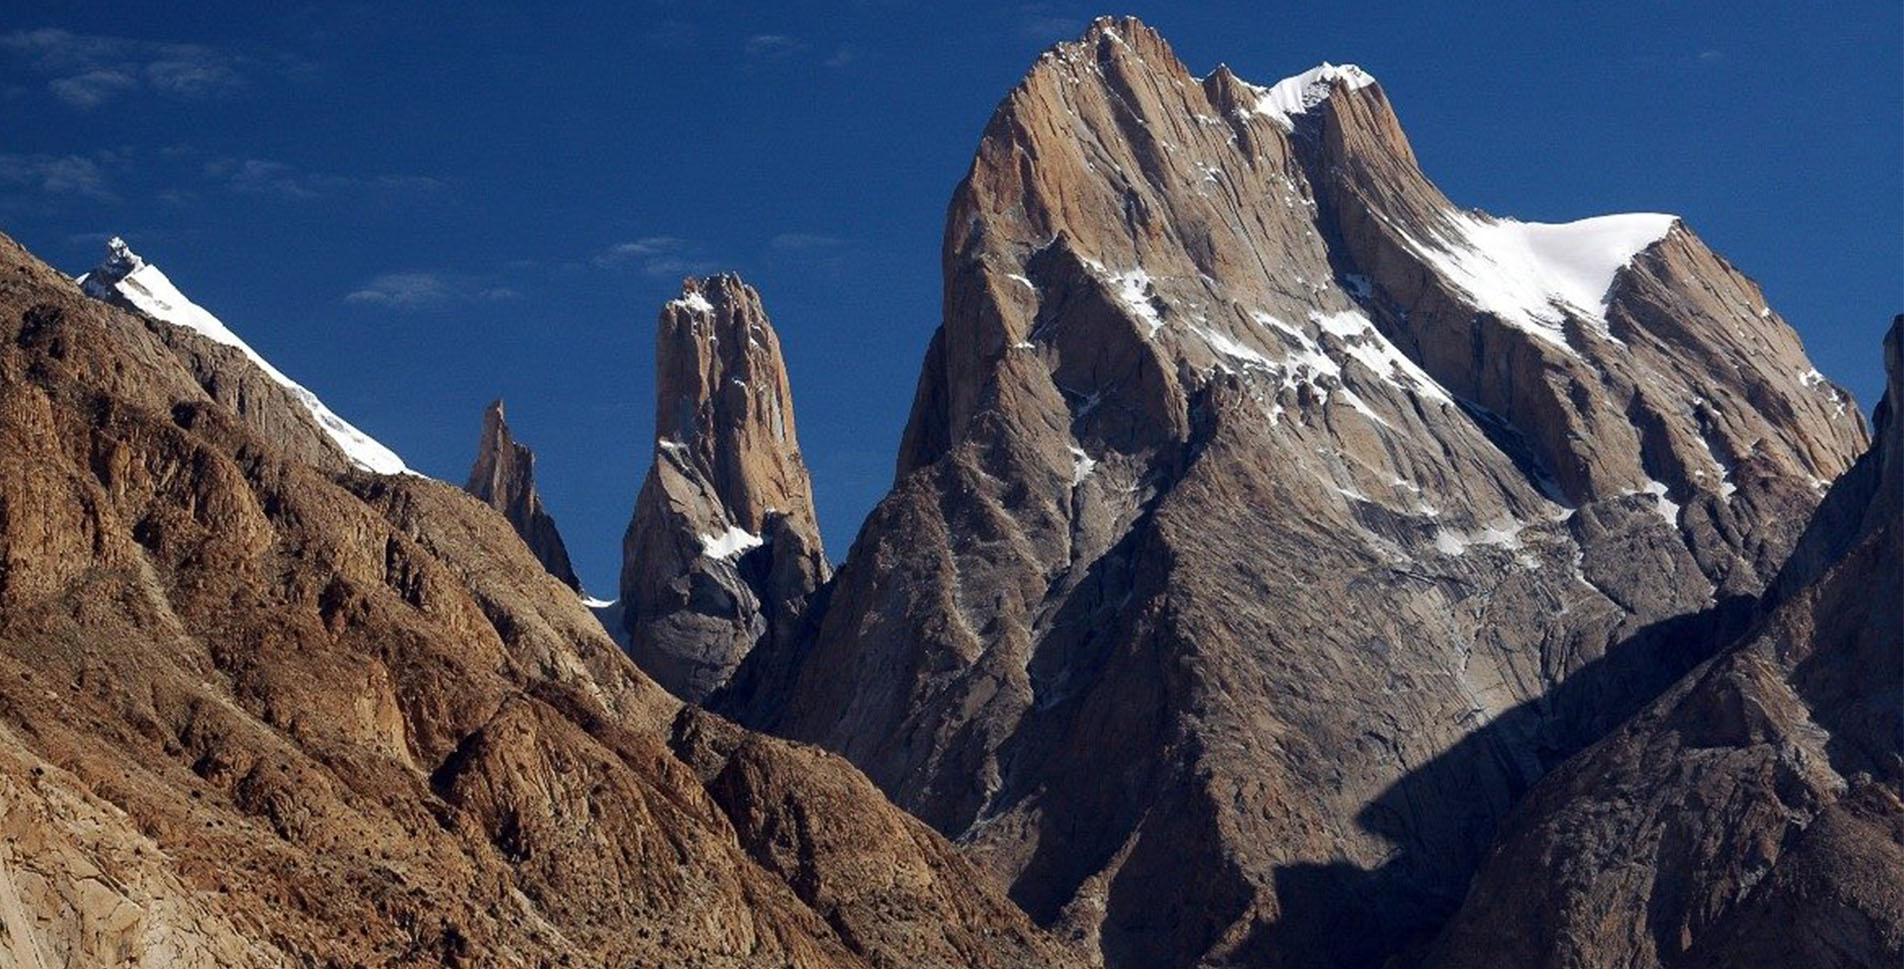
[618,274,828,702]
[72,236,410,475]
[724,18,1875,968]
[93,235,145,280]
[464,398,581,591]
[651,273,815,534]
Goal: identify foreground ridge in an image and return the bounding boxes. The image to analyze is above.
[0,230,1082,968]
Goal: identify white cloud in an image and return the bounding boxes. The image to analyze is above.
[769,232,847,251]
[200,155,445,200]
[0,152,113,199]
[1014,5,1084,41]
[345,272,453,308]
[743,34,807,58]
[47,68,137,108]
[594,237,718,276]
[1,27,246,108]
[344,271,520,309]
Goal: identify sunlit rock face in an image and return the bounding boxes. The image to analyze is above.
[465,398,582,591]
[720,17,1869,968]
[620,274,829,703]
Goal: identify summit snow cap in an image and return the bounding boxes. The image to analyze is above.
[76,237,410,475]
[1247,62,1377,129]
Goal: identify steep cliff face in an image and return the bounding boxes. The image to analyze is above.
[1424,318,1901,969]
[720,18,1868,968]
[0,232,1081,969]
[464,399,581,591]
[620,275,829,703]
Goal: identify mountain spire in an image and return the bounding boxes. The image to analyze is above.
[464,399,581,591]
[617,274,828,702]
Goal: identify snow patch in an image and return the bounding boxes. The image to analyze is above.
[1401,212,1677,352]
[1638,479,1681,526]
[1067,445,1097,485]
[671,291,715,314]
[1309,309,1452,405]
[699,525,764,560]
[1107,267,1164,334]
[78,238,409,475]
[1434,518,1528,557]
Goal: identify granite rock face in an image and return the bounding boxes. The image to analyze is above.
[0,231,1082,969]
[464,399,581,591]
[1423,318,1902,969]
[720,18,1870,968]
[620,275,830,703]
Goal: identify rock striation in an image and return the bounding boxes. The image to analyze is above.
[620,275,829,703]
[719,17,1871,968]
[0,231,1082,969]
[1423,317,1902,969]
[464,399,581,591]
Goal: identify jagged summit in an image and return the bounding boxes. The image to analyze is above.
[618,273,828,703]
[76,236,409,475]
[723,17,1871,968]
[464,398,581,592]
[99,235,144,274]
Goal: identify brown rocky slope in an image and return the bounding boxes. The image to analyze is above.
[718,17,1871,968]
[0,231,1082,969]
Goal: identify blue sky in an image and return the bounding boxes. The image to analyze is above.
[3,1,1898,595]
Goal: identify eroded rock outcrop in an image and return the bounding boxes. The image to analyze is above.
[464,399,580,591]
[719,18,1869,968]
[0,231,1080,969]
[1423,318,1902,969]
[620,275,829,703]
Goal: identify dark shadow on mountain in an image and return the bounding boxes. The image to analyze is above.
[1228,593,1757,969]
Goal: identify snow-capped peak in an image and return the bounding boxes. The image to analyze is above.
[1248,62,1376,129]
[102,236,144,274]
[75,238,410,476]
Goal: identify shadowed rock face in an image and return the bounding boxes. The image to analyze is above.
[1423,318,1902,969]
[719,17,1869,968]
[0,232,1083,969]
[464,399,581,591]
[620,275,829,703]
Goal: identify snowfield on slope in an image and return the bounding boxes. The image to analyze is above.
[1405,212,1679,350]
[79,238,410,475]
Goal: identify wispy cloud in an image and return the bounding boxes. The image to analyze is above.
[1,27,246,108]
[594,236,718,276]
[1014,5,1084,41]
[769,232,847,252]
[1698,49,1725,63]
[823,45,855,69]
[767,231,858,273]
[344,271,517,310]
[47,68,137,108]
[0,152,114,200]
[743,34,808,58]
[198,154,446,200]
